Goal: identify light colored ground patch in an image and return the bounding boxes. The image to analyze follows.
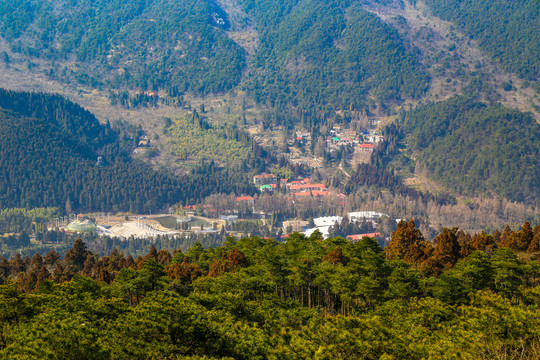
[104,220,175,238]
[216,0,260,56]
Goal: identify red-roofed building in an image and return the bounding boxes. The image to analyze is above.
[236,196,254,202]
[289,183,327,191]
[253,173,277,186]
[347,233,381,241]
[357,143,375,152]
[292,190,329,198]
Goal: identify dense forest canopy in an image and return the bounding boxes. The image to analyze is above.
[0,0,246,94]
[0,0,429,110]
[1,220,539,358]
[404,96,540,205]
[240,0,429,110]
[425,0,539,81]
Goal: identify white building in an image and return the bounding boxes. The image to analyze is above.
[314,216,342,227]
[348,211,386,221]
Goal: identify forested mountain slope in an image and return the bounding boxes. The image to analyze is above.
[0,0,538,207]
[0,89,255,212]
[239,0,429,111]
[404,96,540,205]
[0,0,428,111]
[0,0,536,109]
[0,0,245,94]
[425,0,539,81]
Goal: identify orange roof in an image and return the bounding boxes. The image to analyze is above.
[358,143,374,148]
[303,178,311,183]
[236,196,254,202]
[292,190,329,197]
[289,183,327,191]
[347,233,381,241]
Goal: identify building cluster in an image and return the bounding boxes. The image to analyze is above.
[290,131,312,147]
[302,211,387,239]
[253,174,331,199]
[289,181,329,198]
[325,126,383,154]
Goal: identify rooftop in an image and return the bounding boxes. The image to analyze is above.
[347,233,381,241]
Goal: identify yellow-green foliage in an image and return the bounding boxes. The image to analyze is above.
[267,166,293,181]
[167,115,249,165]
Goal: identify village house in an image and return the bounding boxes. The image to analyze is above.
[347,233,381,241]
[356,143,374,152]
[259,184,275,192]
[236,196,255,207]
[292,190,329,198]
[288,183,327,191]
[253,173,278,186]
[364,134,383,143]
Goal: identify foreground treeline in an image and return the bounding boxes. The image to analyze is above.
[1,220,539,359]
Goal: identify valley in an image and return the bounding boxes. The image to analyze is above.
[0,0,537,242]
[0,1,539,358]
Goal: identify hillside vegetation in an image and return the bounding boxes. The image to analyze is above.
[239,0,429,110]
[0,0,245,94]
[166,111,250,165]
[0,88,255,213]
[404,96,540,205]
[425,0,539,82]
[0,0,428,111]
